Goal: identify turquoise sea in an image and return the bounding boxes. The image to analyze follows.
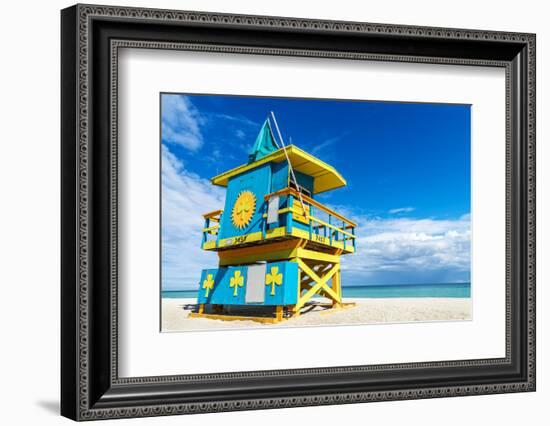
[162,282,470,299]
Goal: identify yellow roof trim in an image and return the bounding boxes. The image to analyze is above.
[211,145,346,194]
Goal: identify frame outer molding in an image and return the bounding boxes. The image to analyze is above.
[61,3,536,421]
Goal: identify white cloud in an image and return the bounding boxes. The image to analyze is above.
[311,132,350,156]
[341,214,471,285]
[211,113,259,129]
[235,129,246,140]
[161,95,204,151]
[161,140,471,289]
[161,145,225,290]
[206,112,261,154]
[388,206,415,214]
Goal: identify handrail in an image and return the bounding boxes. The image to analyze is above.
[309,216,355,239]
[262,205,354,237]
[203,225,219,233]
[203,209,223,220]
[201,188,356,252]
[265,187,357,227]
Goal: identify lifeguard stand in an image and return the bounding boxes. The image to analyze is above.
[190,116,357,323]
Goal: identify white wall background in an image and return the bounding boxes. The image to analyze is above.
[0,0,546,424]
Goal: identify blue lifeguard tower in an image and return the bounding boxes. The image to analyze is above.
[190,115,357,323]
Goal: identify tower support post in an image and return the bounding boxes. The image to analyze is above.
[293,255,342,314]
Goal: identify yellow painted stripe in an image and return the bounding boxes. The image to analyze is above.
[261,207,293,218]
[189,312,285,324]
[203,209,223,219]
[202,241,217,250]
[202,225,220,232]
[265,187,357,227]
[296,248,340,263]
[265,226,286,239]
[216,226,287,249]
[309,216,355,238]
[203,226,354,253]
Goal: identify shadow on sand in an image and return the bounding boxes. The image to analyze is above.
[179,301,334,319]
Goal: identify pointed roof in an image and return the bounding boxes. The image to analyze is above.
[212,145,347,194]
[248,119,279,163]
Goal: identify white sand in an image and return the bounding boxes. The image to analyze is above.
[161,297,472,332]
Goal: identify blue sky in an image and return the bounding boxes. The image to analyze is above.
[161,93,471,290]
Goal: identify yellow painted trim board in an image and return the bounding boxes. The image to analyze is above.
[262,207,293,218]
[205,225,354,253]
[214,226,287,249]
[296,248,340,263]
[266,227,287,238]
[189,312,287,324]
[203,209,223,219]
[202,225,220,232]
[265,187,357,226]
[202,241,217,250]
[261,206,309,225]
[309,216,355,238]
[217,230,262,248]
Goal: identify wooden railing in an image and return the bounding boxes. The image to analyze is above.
[201,209,222,244]
[200,188,356,251]
[265,187,357,227]
[264,187,356,251]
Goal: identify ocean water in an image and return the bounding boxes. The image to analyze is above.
[162,283,470,299]
[162,290,199,299]
[342,283,470,298]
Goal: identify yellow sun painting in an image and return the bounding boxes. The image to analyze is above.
[231,191,256,229]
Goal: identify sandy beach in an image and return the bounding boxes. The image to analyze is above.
[161,297,472,332]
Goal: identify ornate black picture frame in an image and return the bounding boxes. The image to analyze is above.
[61,4,536,421]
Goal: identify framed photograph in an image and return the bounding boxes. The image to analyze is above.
[61,4,536,421]
[159,93,473,333]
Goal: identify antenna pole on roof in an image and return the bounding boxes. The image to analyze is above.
[270,111,308,218]
[268,121,280,149]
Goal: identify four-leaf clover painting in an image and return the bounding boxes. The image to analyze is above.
[229,270,245,296]
[204,268,285,298]
[265,266,283,296]
[202,274,215,297]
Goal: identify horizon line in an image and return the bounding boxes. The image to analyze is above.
[162,281,471,292]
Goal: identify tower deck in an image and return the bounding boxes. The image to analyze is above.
[201,187,357,255]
